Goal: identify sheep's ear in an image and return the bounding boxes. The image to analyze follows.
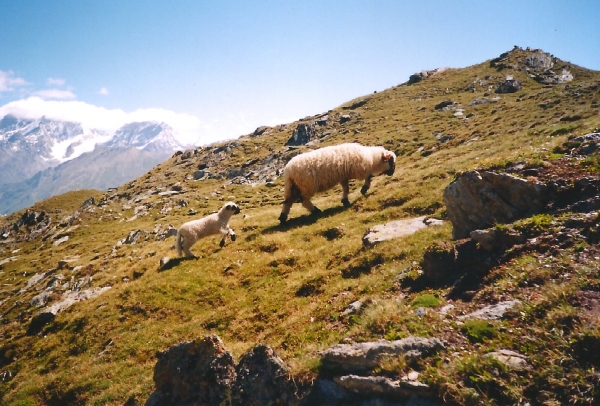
[225,204,232,210]
[382,152,392,161]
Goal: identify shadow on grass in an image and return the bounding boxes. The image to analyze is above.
[158,256,196,272]
[261,205,347,234]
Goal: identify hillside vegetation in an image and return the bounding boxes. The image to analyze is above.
[1,46,600,405]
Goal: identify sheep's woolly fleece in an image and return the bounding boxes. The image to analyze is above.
[175,201,240,258]
[279,143,396,223]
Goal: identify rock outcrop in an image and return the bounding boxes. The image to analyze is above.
[147,335,445,405]
[443,171,549,239]
[286,123,317,146]
[146,335,236,406]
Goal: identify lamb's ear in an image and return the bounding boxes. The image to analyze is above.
[382,152,392,161]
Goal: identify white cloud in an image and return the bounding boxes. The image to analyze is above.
[0,97,205,145]
[33,89,77,100]
[99,87,109,95]
[47,78,66,86]
[0,70,29,92]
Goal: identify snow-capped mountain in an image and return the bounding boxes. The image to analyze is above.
[106,122,183,154]
[0,116,185,185]
[0,115,188,214]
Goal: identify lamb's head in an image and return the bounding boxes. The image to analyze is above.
[222,201,241,215]
[381,150,396,176]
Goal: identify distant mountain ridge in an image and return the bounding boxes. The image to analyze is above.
[0,116,186,214]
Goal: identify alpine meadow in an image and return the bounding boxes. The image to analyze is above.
[2,46,600,405]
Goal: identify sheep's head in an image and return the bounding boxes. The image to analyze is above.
[223,202,241,215]
[382,151,396,176]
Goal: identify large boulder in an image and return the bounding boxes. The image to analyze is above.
[496,76,521,93]
[146,335,236,406]
[232,344,303,406]
[443,171,550,239]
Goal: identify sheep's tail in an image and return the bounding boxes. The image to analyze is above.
[175,230,183,257]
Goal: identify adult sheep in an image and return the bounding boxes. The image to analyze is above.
[278,143,396,223]
[175,201,241,258]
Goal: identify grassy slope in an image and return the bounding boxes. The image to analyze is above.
[1,47,599,405]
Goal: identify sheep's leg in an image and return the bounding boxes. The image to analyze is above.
[301,198,321,215]
[279,181,302,223]
[360,175,373,195]
[279,199,293,223]
[219,227,230,247]
[181,238,196,258]
[340,180,351,207]
[227,226,236,242]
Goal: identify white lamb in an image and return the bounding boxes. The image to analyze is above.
[278,143,396,223]
[175,201,241,258]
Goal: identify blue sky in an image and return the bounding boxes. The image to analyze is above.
[1,0,598,145]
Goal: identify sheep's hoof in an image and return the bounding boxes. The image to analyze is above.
[219,239,225,247]
[278,213,288,224]
[360,186,369,195]
[311,207,322,216]
[231,234,236,242]
[341,198,351,208]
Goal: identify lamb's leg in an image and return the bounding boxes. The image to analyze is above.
[228,226,236,241]
[182,240,196,259]
[341,180,351,207]
[360,175,373,195]
[219,227,230,247]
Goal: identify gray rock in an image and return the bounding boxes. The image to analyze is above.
[193,169,208,180]
[316,115,329,126]
[253,126,269,137]
[339,114,352,124]
[334,375,431,399]
[232,344,303,406]
[123,230,143,244]
[342,301,363,316]
[45,287,112,315]
[53,235,69,246]
[147,335,236,406]
[320,337,445,373]
[19,272,47,293]
[434,100,454,110]
[286,123,317,146]
[496,77,521,93]
[0,256,19,267]
[485,349,529,370]
[31,291,52,307]
[525,51,554,70]
[363,216,443,247]
[470,228,526,252]
[458,300,521,320]
[443,171,549,239]
[468,98,497,106]
[408,70,428,84]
